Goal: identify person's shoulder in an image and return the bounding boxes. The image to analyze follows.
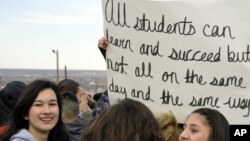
[10,129,36,141]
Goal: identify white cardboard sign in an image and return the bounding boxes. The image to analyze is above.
[102,0,250,124]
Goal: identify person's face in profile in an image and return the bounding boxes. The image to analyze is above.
[24,88,59,135]
[179,113,211,141]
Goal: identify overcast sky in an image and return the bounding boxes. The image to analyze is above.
[0,0,106,70]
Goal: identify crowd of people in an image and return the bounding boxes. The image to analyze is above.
[0,36,230,141]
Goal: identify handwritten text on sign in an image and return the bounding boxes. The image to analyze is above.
[102,0,250,124]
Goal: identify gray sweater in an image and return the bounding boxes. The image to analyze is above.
[10,129,36,141]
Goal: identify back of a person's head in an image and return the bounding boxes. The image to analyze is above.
[61,91,79,123]
[157,112,181,141]
[81,98,164,141]
[192,108,229,141]
[0,81,26,110]
[58,79,79,94]
[93,92,102,101]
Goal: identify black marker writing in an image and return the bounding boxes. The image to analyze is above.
[224,97,250,117]
[209,76,246,88]
[227,44,250,63]
[189,96,220,108]
[105,0,130,28]
[131,86,154,102]
[203,24,235,39]
[162,71,180,84]
[160,90,183,106]
[133,14,196,36]
[168,47,221,62]
[107,56,128,74]
[109,78,127,98]
[139,41,163,57]
[106,29,134,52]
[135,62,153,78]
[184,69,207,85]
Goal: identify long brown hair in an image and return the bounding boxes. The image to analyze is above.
[81,98,164,141]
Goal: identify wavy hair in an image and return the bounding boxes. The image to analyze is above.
[157,112,181,141]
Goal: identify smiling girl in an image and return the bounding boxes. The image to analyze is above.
[1,79,70,141]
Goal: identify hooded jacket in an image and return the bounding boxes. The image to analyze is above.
[10,129,36,141]
[65,117,90,141]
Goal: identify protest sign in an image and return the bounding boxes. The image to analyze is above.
[102,0,250,124]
